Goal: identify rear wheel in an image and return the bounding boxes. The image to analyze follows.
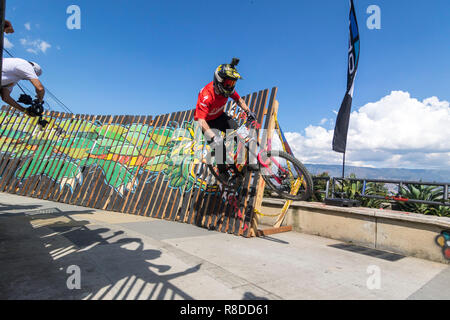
[259,150,313,201]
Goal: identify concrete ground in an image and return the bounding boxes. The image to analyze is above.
[0,192,448,300]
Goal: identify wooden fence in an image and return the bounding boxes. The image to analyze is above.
[0,88,278,237]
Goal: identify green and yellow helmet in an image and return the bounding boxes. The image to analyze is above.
[213,58,243,98]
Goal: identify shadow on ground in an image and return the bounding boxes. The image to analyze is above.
[0,203,201,300]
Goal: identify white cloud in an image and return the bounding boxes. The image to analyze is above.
[24,22,31,31]
[4,37,13,49]
[39,41,51,53]
[278,91,450,170]
[319,118,328,125]
[20,38,51,54]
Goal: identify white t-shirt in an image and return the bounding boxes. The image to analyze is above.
[1,58,38,91]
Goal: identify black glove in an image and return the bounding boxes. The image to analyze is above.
[246,110,257,122]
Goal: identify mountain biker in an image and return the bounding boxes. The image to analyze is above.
[194,58,257,182]
[1,57,45,117]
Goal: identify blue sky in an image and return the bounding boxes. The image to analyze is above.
[4,0,450,169]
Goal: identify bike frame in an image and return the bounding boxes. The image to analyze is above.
[218,114,290,185]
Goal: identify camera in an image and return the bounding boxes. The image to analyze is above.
[18,94,48,128]
[230,58,240,67]
[18,94,33,105]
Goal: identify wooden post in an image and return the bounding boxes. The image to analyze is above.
[273,178,301,228]
[250,99,279,237]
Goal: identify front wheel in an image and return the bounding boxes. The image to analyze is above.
[259,150,313,201]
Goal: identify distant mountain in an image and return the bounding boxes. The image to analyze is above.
[305,164,450,183]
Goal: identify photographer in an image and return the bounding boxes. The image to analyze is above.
[1,57,45,117]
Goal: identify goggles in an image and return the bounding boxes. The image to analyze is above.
[223,79,237,89]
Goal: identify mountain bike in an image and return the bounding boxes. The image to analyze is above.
[205,112,313,201]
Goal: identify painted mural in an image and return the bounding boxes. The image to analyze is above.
[0,88,274,238]
[0,110,218,198]
[435,230,450,261]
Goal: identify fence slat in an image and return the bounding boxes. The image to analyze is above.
[66,114,108,205]
[109,115,153,213]
[89,114,129,209]
[133,112,171,216]
[15,111,64,197]
[241,89,271,237]
[57,114,98,204]
[152,111,183,219]
[0,110,37,192]
[39,113,84,201]
[100,115,141,211]
[0,110,42,194]
[122,114,164,215]
[162,109,195,221]
[74,114,114,207]
[230,91,264,236]
[27,111,70,198]
[142,112,179,217]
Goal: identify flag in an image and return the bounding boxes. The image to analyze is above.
[332,0,360,153]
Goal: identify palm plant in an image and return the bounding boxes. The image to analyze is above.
[335,174,388,208]
[362,182,389,208]
[397,184,449,216]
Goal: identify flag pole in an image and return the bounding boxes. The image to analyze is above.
[341,151,346,197]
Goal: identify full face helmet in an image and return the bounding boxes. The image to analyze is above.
[213,58,242,98]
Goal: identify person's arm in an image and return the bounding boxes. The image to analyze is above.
[231,91,250,113]
[236,97,250,113]
[4,20,14,34]
[29,78,45,103]
[1,87,28,113]
[197,118,217,140]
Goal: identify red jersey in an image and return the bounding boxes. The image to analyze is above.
[194,82,240,121]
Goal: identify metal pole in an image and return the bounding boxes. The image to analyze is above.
[341,152,346,196]
[342,152,346,179]
[0,0,5,77]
